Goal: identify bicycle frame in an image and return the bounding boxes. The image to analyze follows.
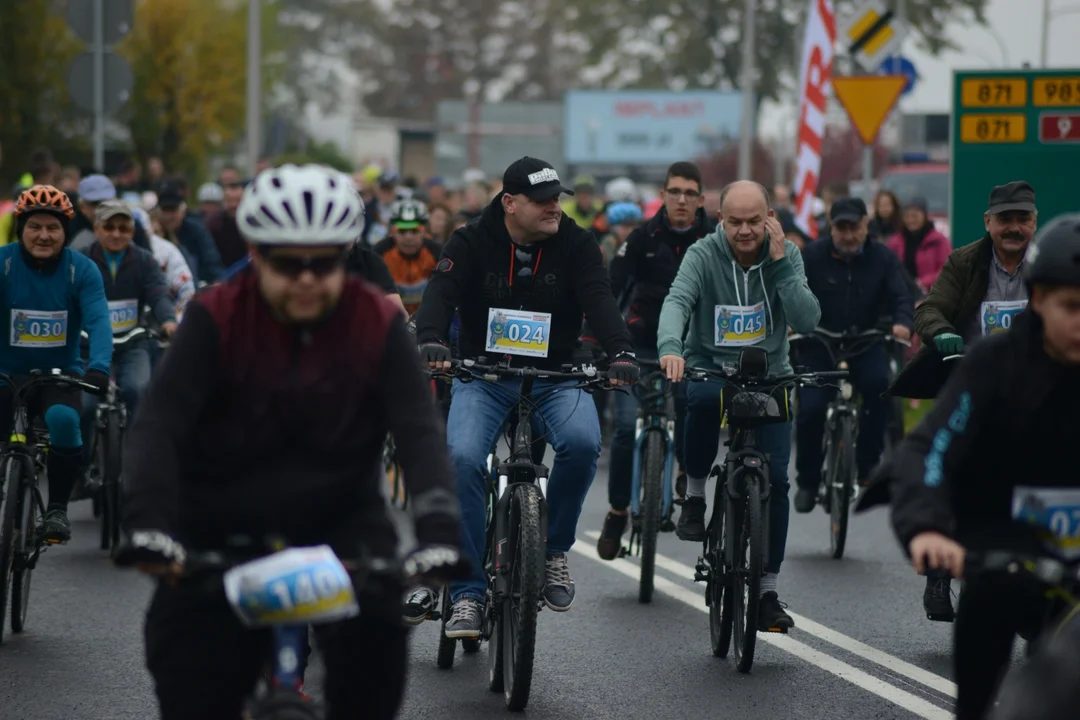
[2,395,47,570]
[628,370,676,523]
[720,424,773,569]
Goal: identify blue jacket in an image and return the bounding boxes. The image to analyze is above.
[0,244,113,376]
[801,238,914,333]
[176,214,224,284]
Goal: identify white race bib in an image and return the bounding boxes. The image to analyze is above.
[1012,486,1080,559]
[714,302,766,347]
[10,309,68,349]
[485,308,552,358]
[980,300,1026,336]
[108,299,139,335]
[222,545,359,628]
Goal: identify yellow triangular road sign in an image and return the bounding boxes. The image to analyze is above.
[832,75,907,145]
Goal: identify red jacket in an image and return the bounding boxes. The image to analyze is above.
[886,229,951,291]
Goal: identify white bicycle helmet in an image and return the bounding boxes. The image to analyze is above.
[605,176,638,203]
[237,164,364,245]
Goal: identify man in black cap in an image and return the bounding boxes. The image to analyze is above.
[156,179,224,284]
[412,156,639,637]
[796,197,913,511]
[888,180,1037,621]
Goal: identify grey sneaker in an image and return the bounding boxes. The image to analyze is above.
[543,553,575,611]
[39,508,71,544]
[402,586,436,626]
[444,598,484,639]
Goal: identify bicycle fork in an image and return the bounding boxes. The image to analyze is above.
[624,422,676,557]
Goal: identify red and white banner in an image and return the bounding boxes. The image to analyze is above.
[793,0,836,238]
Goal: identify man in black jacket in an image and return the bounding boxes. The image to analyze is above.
[414,156,639,636]
[156,179,225,284]
[595,161,714,560]
[882,214,1080,720]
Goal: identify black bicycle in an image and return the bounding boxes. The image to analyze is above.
[789,328,909,559]
[0,368,103,644]
[688,348,846,673]
[432,357,612,710]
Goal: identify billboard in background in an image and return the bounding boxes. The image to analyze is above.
[564,90,742,165]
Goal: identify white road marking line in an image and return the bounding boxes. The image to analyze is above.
[586,531,957,699]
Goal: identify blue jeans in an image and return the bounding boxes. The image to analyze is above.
[794,342,890,488]
[447,377,602,602]
[684,378,792,575]
[81,345,152,460]
[607,377,686,510]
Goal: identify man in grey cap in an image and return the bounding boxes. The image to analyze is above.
[889,179,1038,622]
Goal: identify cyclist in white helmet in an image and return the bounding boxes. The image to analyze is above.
[118,164,464,720]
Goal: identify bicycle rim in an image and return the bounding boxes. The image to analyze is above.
[11,468,36,634]
[708,474,732,658]
[436,589,456,669]
[734,476,764,674]
[485,483,504,693]
[502,483,543,711]
[97,427,110,550]
[0,457,22,645]
[105,413,123,555]
[638,431,664,604]
[829,415,855,560]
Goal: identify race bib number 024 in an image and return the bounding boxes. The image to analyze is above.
[714,302,766,347]
[1012,486,1080,559]
[223,545,359,627]
[486,308,552,358]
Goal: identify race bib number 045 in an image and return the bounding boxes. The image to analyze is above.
[223,545,359,627]
[714,302,766,347]
[1012,486,1080,559]
[10,309,68,349]
[486,308,552,358]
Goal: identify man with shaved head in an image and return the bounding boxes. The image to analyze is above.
[657,180,821,631]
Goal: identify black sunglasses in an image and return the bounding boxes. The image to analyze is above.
[262,250,347,279]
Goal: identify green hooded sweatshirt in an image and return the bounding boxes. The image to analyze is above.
[657,227,821,374]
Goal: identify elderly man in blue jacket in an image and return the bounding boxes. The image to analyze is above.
[796,197,914,512]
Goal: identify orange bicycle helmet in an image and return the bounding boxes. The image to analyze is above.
[14,185,75,220]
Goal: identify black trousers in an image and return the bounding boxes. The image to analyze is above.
[953,569,1048,720]
[145,576,408,720]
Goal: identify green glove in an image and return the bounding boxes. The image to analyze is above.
[933,332,964,355]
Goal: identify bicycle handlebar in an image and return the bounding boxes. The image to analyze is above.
[684,365,849,388]
[789,327,912,349]
[430,358,611,386]
[0,368,105,400]
[969,550,1080,589]
[81,325,164,347]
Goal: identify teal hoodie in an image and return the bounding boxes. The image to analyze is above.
[657,228,820,374]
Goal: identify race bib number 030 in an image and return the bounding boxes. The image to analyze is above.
[10,309,68,349]
[714,302,766,347]
[486,308,552,358]
[980,300,1027,336]
[223,545,359,628]
[1012,486,1080,559]
[108,299,139,334]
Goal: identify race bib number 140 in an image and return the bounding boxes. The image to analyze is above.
[1012,486,1080,559]
[486,308,552,358]
[981,300,1026,336]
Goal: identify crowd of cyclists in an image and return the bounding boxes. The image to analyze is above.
[1,142,1077,719]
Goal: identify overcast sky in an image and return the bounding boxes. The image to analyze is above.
[760,0,1080,136]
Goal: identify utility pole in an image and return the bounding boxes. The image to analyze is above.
[1041,0,1051,68]
[93,0,105,171]
[737,0,758,180]
[246,0,261,177]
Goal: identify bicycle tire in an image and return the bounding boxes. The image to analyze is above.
[638,431,664,604]
[829,414,856,560]
[733,475,764,674]
[501,483,543,711]
[436,588,456,669]
[708,470,732,658]
[11,458,38,633]
[96,423,110,550]
[0,457,22,645]
[103,412,123,554]
[462,637,480,654]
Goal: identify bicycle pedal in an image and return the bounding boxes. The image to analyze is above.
[763,626,789,634]
[926,613,955,623]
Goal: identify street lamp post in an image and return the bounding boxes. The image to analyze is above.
[246,0,261,178]
[736,0,757,180]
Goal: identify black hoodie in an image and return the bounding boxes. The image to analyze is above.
[414,195,632,370]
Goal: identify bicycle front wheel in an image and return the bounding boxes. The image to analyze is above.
[708,470,732,658]
[11,458,38,633]
[638,431,665,604]
[500,483,544,711]
[96,424,110,550]
[0,456,23,645]
[436,588,456,669]
[102,412,123,555]
[732,475,764,674]
[828,414,856,560]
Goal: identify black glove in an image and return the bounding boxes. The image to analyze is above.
[112,529,187,568]
[606,351,639,384]
[84,369,110,396]
[403,544,470,584]
[418,342,451,365]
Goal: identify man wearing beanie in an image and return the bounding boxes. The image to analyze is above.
[0,186,113,543]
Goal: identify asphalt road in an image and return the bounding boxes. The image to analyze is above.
[1,446,988,720]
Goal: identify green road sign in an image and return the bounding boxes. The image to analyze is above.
[951,69,1080,246]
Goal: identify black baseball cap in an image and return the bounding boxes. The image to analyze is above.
[829,197,868,224]
[502,157,574,201]
[156,180,185,209]
[987,181,1036,216]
